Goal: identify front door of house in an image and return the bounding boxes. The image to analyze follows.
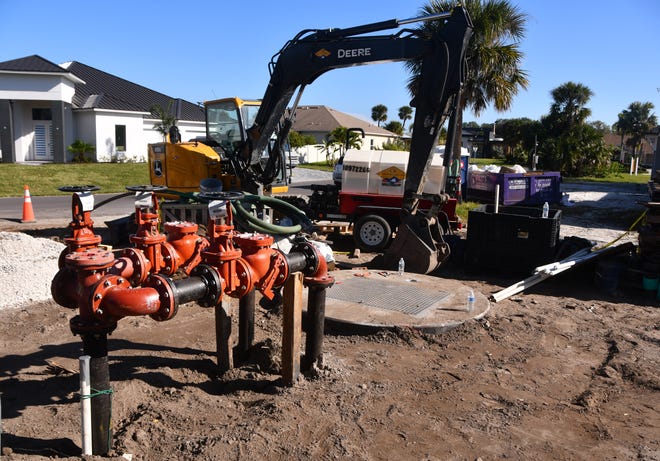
[32,122,54,160]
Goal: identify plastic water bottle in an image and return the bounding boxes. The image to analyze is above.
[398,258,405,276]
[466,289,475,312]
[542,201,549,219]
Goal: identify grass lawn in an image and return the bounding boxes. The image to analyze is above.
[0,158,651,210]
[298,162,334,172]
[468,157,506,167]
[0,163,149,197]
[563,173,650,185]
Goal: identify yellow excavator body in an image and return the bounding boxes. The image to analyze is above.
[149,96,290,196]
[148,141,240,195]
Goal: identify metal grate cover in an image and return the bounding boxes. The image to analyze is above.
[327,276,449,315]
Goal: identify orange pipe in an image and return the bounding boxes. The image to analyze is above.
[102,286,162,318]
[108,256,136,281]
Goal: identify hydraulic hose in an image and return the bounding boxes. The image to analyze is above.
[231,194,314,235]
[94,191,134,210]
[160,189,312,236]
[233,201,300,234]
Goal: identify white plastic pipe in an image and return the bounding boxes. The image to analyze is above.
[80,355,92,455]
[494,184,500,213]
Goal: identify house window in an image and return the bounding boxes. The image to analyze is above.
[370,139,374,149]
[115,125,126,151]
[32,108,52,120]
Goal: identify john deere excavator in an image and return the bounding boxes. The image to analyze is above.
[148,6,472,273]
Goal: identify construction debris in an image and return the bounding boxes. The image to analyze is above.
[490,242,636,302]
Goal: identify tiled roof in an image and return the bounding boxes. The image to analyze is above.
[0,55,68,73]
[62,61,204,121]
[292,105,397,136]
[0,55,204,122]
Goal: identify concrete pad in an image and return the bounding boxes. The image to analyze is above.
[303,269,490,334]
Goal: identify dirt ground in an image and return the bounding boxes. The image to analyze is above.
[1,182,658,460]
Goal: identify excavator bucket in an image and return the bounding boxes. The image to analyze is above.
[384,214,450,275]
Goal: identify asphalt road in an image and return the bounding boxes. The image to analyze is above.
[0,169,332,226]
[0,173,648,227]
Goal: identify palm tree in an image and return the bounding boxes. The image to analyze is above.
[321,126,364,164]
[614,111,633,162]
[541,81,596,174]
[398,106,413,131]
[546,81,593,129]
[150,102,177,141]
[614,101,657,168]
[371,104,388,126]
[406,0,528,159]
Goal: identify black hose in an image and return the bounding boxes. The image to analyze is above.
[94,192,134,210]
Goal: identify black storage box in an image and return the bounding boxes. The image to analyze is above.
[465,204,561,275]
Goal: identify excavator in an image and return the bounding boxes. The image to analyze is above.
[148,6,472,274]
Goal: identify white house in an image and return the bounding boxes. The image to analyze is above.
[0,55,206,163]
[291,105,399,163]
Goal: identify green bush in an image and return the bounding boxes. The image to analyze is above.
[67,139,95,163]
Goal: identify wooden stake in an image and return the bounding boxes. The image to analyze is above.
[282,272,303,386]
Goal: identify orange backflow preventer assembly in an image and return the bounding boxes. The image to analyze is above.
[51,188,333,336]
[49,187,335,456]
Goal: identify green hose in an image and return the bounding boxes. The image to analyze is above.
[160,189,311,235]
[233,199,301,234]
[233,194,313,235]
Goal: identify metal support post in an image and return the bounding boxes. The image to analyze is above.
[237,289,255,361]
[215,302,234,373]
[302,285,327,371]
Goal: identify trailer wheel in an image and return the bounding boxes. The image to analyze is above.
[353,215,392,252]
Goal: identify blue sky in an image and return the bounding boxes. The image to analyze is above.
[1,0,658,127]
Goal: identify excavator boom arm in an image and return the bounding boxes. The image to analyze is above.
[236,7,472,193]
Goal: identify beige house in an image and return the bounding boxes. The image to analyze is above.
[291,105,399,163]
[603,132,658,168]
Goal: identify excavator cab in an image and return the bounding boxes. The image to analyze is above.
[205,97,259,154]
[205,97,290,194]
[147,97,291,196]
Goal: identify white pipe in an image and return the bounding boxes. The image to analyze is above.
[490,246,616,302]
[80,355,92,455]
[494,184,500,213]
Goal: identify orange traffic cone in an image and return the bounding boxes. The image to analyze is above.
[21,184,36,223]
